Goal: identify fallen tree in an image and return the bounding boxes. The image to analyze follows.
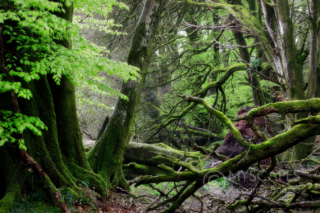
[123,142,204,167]
[84,140,208,178]
[128,98,320,213]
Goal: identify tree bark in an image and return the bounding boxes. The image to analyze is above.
[0,2,107,211]
[231,1,266,106]
[233,30,266,106]
[274,0,314,160]
[49,2,107,194]
[97,116,109,140]
[0,26,71,213]
[306,0,319,99]
[87,0,169,189]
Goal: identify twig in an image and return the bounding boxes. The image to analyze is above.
[142,160,187,212]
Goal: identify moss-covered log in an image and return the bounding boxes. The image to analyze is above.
[129,100,320,212]
[124,142,204,167]
[84,140,205,178]
[122,163,167,180]
[130,121,320,211]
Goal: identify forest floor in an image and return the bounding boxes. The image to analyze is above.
[80,183,236,213]
[9,180,238,213]
[9,181,320,212]
[10,149,320,212]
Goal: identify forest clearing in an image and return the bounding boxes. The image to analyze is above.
[2,0,320,212]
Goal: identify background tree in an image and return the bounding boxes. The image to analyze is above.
[87,0,170,190]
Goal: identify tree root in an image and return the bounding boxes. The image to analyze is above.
[19,149,71,213]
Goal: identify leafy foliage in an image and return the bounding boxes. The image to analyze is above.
[0,0,138,148]
[0,110,47,150]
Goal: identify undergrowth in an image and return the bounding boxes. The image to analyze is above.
[9,184,94,213]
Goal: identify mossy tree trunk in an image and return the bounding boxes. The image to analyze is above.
[87,0,169,189]
[232,29,266,106]
[275,0,317,160]
[233,0,265,107]
[0,2,107,212]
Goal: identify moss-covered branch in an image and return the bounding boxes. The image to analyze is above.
[178,96,250,148]
[192,143,228,161]
[239,98,320,121]
[180,129,218,138]
[144,63,248,142]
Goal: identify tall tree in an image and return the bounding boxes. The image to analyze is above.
[87,0,169,189]
[0,0,135,211]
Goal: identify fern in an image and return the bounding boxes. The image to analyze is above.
[78,180,91,189]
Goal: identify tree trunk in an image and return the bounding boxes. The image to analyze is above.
[48,2,107,194]
[0,2,107,211]
[0,30,71,213]
[124,142,203,166]
[231,1,266,106]
[233,30,265,106]
[87,0,168,189]
[306,0,319,99]
[97,116,109,140]
[275,0,313,160]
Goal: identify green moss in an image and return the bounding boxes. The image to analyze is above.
[0,183,21,213]
[49,76,91,171]
[123,163,167,179]
[154,143,203,157]
[181,129,218,138]
[64,161,107,196]
[0,145,22,212]
[18,78,80,191]
[60,187,79,201]
[243,99,320,119]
